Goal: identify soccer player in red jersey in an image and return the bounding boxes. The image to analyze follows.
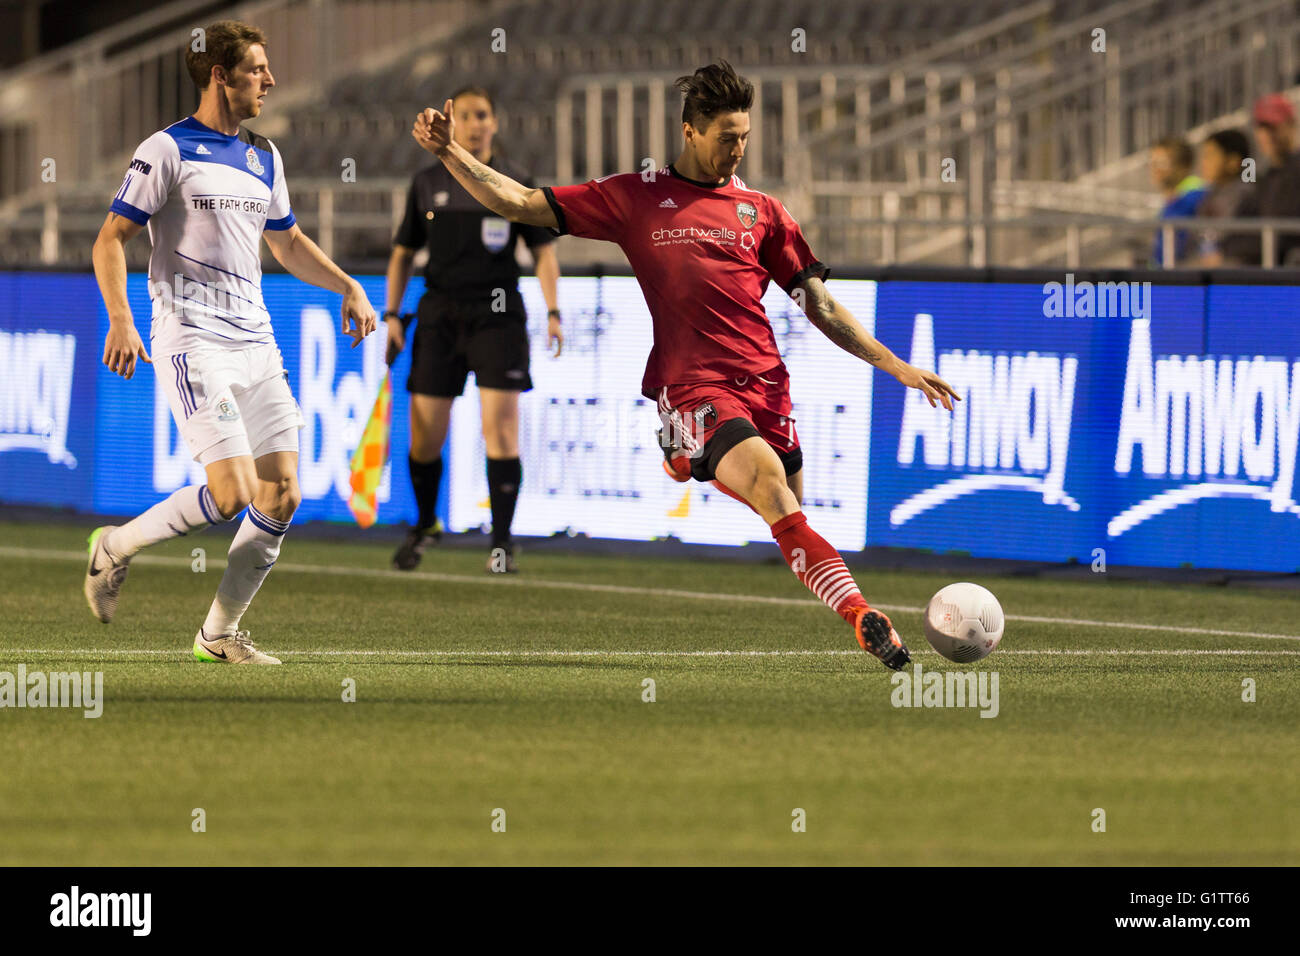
[411,61,959,669]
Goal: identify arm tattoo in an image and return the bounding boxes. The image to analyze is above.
[803,281,885,364]
[463,156,503,188]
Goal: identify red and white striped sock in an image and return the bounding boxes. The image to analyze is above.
[770,511,868,624]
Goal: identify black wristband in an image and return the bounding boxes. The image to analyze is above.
[547,309,561,319]
[382,310,400,321]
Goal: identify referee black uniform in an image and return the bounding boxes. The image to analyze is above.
[391,153,556,568]
[396,157,555,395]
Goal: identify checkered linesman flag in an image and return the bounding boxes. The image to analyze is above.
[347,370,392,528]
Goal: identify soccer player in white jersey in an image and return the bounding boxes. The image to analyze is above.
[86,20,377,664]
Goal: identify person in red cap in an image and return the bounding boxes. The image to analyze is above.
[1236,93,1300,266]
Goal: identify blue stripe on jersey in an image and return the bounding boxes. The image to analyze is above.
[190,193,270,200]
[175,250,256,286]
[264,212,296,231]
[179,274,268,313]
[165,117,274,190]
[110,198,150,225]
[178,321,271,344]
[177,295,269,330]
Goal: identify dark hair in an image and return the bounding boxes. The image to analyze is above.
[186,20,268,90]
[674,60,753,131]
[450,85,496,114]
[1205,128,1251,162]
[1152,136,1195,170]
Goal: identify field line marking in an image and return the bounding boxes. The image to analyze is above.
[2,648,1299,658]
[3,545,1298,642]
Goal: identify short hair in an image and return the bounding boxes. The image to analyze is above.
[674,60,754,132]
[1152,136,1195,170]
[186,20,268,90]
[450,85,496,114]
[1205,128,1251,162]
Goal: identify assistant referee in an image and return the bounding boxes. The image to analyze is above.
[385,85,561,573]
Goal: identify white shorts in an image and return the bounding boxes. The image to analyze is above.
[157,342,304,465]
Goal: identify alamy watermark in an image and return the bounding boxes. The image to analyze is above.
[0,665,103,718]
[1042,273,1151,319]
[890,661,999,718]
[49,886,150,935]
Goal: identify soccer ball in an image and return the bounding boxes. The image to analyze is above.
[922,583,1005,663]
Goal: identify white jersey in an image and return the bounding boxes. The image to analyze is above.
[110,116,295,356]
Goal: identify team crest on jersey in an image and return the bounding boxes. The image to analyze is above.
[244,146,265,176]
[481,217,511,253]
[735,201,758,230]
[694,403,717,428]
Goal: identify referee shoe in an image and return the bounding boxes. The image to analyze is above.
[392,521,443,571]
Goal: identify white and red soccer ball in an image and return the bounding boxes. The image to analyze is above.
[922,582,1005,663]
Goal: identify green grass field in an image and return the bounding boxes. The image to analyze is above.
[1,519,1296,865]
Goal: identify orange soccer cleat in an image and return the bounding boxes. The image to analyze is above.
[853,606,912,671]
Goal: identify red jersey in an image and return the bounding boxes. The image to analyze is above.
[542,164,828,398]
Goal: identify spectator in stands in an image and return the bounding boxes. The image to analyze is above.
[1195,129,1253,267]
[1246,93,1300,266]
[1148,136,1207,267]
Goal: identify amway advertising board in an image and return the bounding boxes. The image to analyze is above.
[869,279,1300,571]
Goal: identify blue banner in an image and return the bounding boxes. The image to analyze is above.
[0,271,439,527]
[868,278,1300,572]
[2,270,1299,571]
[0,273,100,508]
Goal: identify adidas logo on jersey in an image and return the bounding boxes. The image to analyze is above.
[196,144,211,155]
[659,198,678,208]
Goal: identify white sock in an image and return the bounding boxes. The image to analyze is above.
[106,484,221,560]
[203,503,290,636]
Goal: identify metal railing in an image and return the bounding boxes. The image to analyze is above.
[802,214,1300,270]
[8,171,1300,274]
[0,0,496,212]
[546,0,1300,267]
[553,0,1056,189]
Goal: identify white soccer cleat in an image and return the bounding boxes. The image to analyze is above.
[84,526,131,624]
[193,628,282,665]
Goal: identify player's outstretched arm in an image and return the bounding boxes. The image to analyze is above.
[91,212,153,380]
[264,224,377,348]
[798,275,960,411]
[412,100,557,228]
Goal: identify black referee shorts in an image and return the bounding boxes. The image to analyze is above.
[406,289,534,397]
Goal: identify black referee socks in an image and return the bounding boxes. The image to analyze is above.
[486,456,522,549]
[409,454,444,532]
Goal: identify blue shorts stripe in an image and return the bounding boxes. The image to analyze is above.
[180,353,199,412]
[171,355,192,417]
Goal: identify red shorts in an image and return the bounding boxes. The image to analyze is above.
[655,367,802,482]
